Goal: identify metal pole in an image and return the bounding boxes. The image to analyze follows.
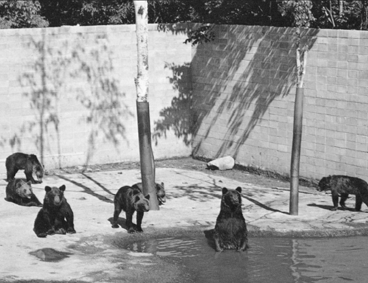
[290,87,304,215]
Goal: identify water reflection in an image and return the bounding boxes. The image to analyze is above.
[117,235,368,283]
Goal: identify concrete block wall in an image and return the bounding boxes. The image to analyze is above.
[0,24,193,174]
[192,25,368,181]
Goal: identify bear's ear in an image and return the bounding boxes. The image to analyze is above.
[27,181,32,186]
[59,185,66,192]
[145,194,150,200]
[45,186,52,192]
[161,182,164,187]
[222,187,228,194]
[236,187,242,193]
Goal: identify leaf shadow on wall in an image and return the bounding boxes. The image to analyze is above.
[152,62,194,147]
[3,29,132,168]
[191,26,319,161]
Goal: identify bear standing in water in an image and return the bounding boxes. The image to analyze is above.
[6,152,44,184]
[5,179,42,207]
[34,185,76,238]
[112,185,150,233]
[318,175,368,211]
[213,187,248,252]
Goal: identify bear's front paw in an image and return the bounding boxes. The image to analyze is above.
[128,227,136,234]
[112,224,119,228]
[67,227,76,234]
[135,227,143,233]
[46,228,55,235]
[55,228,66,235]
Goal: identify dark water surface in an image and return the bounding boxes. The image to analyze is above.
[115,234,368,283]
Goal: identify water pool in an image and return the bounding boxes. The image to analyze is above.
[114,232,368,283]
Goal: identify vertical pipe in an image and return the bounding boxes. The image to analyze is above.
[290,87,304,215]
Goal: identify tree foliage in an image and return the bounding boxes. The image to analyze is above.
[1,0,368,33]
[0,0,48,29]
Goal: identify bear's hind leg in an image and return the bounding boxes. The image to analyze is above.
[6,168,17,182]
[339,193,349,210]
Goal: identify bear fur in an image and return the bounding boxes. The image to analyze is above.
[112,185,150,233]
[34,185,76,238]
[5,178,42,207]
[6,152,44,184]
[132,182,166,205]
[213,187,248,252]
[318,175,368,211]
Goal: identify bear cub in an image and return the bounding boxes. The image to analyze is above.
[34,185,76,238]
[112,185,150,233]
[318,175,368,211]
[6,152,44,184]
[213,187,248,252]
[5,178,42,207]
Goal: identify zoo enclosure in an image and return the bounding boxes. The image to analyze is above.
[0,24,367,181]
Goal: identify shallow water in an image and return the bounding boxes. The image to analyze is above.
[115,234,368,283]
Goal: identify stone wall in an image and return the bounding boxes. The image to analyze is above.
[0,24,193,173]
[192,25,368,180]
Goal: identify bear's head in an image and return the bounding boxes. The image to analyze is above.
[317,176,331,192]
[16,179,33,199]
[44,185,66,207]
[156,182,166,205]
[130,188,150,212]
[221,187,242,211]
[29,154,44,183]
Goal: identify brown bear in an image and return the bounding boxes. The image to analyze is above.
[132,182,166,205]
[6,152,44,184]
[5,178,42,207]
[34,185,76,238]
[213,187,248,252]
[112,185,150,233]
[318,175,368,211]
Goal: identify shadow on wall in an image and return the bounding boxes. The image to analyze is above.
[152,62,193,146]
[2,29,132,168]
[190,26,319,159]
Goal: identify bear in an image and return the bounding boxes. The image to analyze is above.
[132,182,166,205]
[6,152,44,184]
[213,187,248,252]
[5,178,42,207]
[318,175,368,211]
[34,185,76,238]
[111,185,150,233]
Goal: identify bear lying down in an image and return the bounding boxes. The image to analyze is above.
[34,185,76,238]
[5,178,42,207]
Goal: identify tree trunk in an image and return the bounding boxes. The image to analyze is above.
[289,43,307,215]
[133,0,159,210]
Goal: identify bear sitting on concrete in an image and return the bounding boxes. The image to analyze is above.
[5,178,42,207]
[213,187,248,252]
[132,182,166,205]
[318,175,368,211]
[112,185,150,233]
[34,185,76,238]
[6,152,44,184]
